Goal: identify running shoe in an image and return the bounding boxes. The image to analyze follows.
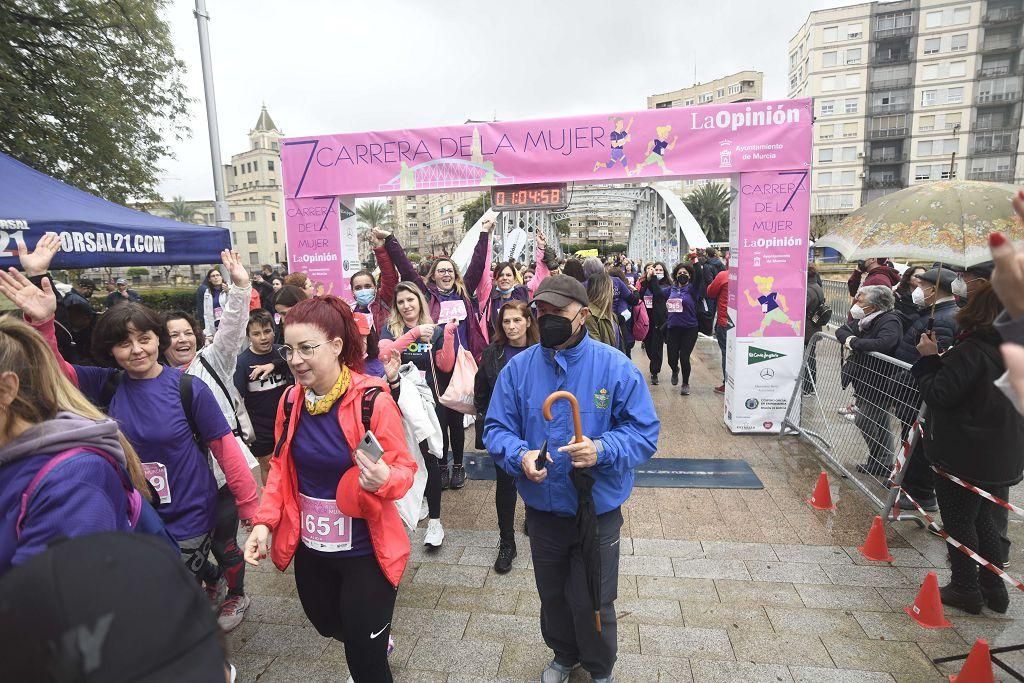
[494,541,517,574]
[680,384,691,396]
[450,464,467,489]
[205,575,227,611]
[671,369,679,386]
[650,374,659,386]
[217,594,250,632]
[541,660,573,683]
[424,519,445,547]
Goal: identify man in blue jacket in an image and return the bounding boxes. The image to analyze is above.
[484,275,660,683]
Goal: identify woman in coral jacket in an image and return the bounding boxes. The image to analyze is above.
[243,295,414,683]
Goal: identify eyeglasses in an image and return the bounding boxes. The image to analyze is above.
[435,268,455,275]
[278,342,323,361]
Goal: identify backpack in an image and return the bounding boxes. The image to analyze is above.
[273,385,382,459]
[17,448,178,550]
[100,370,206,452]
[631,302,650,342]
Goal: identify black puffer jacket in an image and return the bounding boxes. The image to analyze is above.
[835,311,904,404]
[911,330,1024,486]
[473,342,510,451]
[894,299,959,363]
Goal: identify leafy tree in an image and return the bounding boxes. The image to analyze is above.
[0,1,191,203]
[126,267,149,279]
[356,200,396,231]
[683,183,732,242]
[554,217,571,237]
[459,193,491,233]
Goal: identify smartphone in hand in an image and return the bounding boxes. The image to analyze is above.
[359,430,385,463]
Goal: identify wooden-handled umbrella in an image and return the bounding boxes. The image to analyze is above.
[542,390,602,633]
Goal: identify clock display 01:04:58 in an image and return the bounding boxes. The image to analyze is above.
[493,188,561,207]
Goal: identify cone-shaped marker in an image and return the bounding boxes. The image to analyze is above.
[807,471,836,510]
[949,639,994,683]
[904,571,952,629]
[858,515,894,562]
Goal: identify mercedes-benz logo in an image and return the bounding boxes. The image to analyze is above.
[760,368,775,379]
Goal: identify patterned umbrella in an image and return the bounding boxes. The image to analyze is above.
[815,180,1024,268]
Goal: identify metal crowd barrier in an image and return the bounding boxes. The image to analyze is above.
[821,279,850,328]
[782,331,924,525]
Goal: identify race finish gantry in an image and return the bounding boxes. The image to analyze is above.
[279,100,813,434]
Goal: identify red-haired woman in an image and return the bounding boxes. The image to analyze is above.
[244,296,415,683]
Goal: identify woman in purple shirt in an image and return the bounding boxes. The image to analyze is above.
[665,263,700,396]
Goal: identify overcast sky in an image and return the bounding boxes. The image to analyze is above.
[157,0,853,200]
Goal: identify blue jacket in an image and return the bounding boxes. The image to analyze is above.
[483,332,660,517]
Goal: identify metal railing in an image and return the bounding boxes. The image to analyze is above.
[874,25,913,39]
[984,7,1024,24]
[982,37,1022,52]
[977,91,1021,104]
[869,77,913,90]
[821,279,850,325]
[868,127,909,139]
[869,102,911,115]
[967,170,1015,182]
[867,152,908,163]
[782,331,924,524]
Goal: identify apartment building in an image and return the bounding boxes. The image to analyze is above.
[647,70,764,109]
[790,0,1024,221]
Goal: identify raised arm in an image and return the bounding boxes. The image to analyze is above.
[374,241,398,309]
[382,231,428,295]
[204,251,252,376]
[463,218,495,295]
[528,233,551,296]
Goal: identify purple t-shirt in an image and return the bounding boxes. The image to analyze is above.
[503,344,528,363]
[436,289,469,353]
[290,401,372,557]
[74,365,230,541]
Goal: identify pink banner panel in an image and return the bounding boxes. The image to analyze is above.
[280,99,812,198]
[734,170,811,339]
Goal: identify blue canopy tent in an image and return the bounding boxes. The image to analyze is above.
[0,152,229,269]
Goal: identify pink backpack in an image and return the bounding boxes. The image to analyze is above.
[632,302,650,342]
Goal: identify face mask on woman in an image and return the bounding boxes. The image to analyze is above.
[951,276,967,300]
[850,304,867,320]
[911,286,927,307]
[497,286,515,296]
[354,289,375,307]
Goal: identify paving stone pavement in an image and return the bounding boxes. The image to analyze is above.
[231,340,1024,682]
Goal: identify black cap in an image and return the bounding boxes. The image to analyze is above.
[77,278,95,289]
[966,261,995,280]
[919,267,957,291]
[0,533,226,683]
[532,274,589,309]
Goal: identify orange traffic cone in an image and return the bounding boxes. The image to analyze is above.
[949,639,994,683]
[858,515,894,562]
[904,571,952,629]
[807,471,836,511]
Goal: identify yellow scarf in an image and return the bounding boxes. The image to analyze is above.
[304,365,351,415]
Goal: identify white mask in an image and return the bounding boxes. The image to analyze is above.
[951,276,968,299]
[911,287,927,306]
[850,304,867,320]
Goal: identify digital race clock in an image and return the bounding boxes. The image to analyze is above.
[490,183,569,211]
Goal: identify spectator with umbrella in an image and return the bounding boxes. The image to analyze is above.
[483,275,660,683]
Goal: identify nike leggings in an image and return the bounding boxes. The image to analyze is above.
[294,545,397,682]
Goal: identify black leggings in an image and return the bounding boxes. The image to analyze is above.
[211,485,245,596]
[644,326,665,376]
[420,441,442,519]
[437,404,465,467]
[666,326,699,384]
[294,545,397,683]
[935,476,1003,591]
[494,456,517,543]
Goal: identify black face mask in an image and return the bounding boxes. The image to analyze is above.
[676,274,689,285]
[539,311,580,348]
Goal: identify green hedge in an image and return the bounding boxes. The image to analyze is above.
[137,288,196,313]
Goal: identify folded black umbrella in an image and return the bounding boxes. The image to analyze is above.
[543,390,602,632]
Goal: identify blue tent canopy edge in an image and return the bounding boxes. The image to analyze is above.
[0,151,230,268]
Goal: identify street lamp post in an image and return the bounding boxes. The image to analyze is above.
[193,0,230,234]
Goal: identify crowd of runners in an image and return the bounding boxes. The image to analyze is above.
[0,206,1023,682]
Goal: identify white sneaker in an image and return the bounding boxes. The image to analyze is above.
[424,519,444,547]
[419,498,429,521]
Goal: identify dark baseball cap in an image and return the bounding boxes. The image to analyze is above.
[966,261,995,279]
[532,274,589,309]
[77,278,95,289]
[919,267,957,290]
[0,532,227,682]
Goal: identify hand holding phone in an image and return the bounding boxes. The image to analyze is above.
[359,430,385,463]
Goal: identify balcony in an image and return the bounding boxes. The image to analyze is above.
[873,53,912,66]
[870,102,911,115]
[982,37,1022,53]
[977,91,1022,104]
[869,77,913,90]
[864,179,905,189]
[968,170,1015,182]
[867,152,908,164]
[874,25,913,40]
[979,64,1018,77]
[868,127,909,140]
[971,131,1018,154]
[984,7,1024,25]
